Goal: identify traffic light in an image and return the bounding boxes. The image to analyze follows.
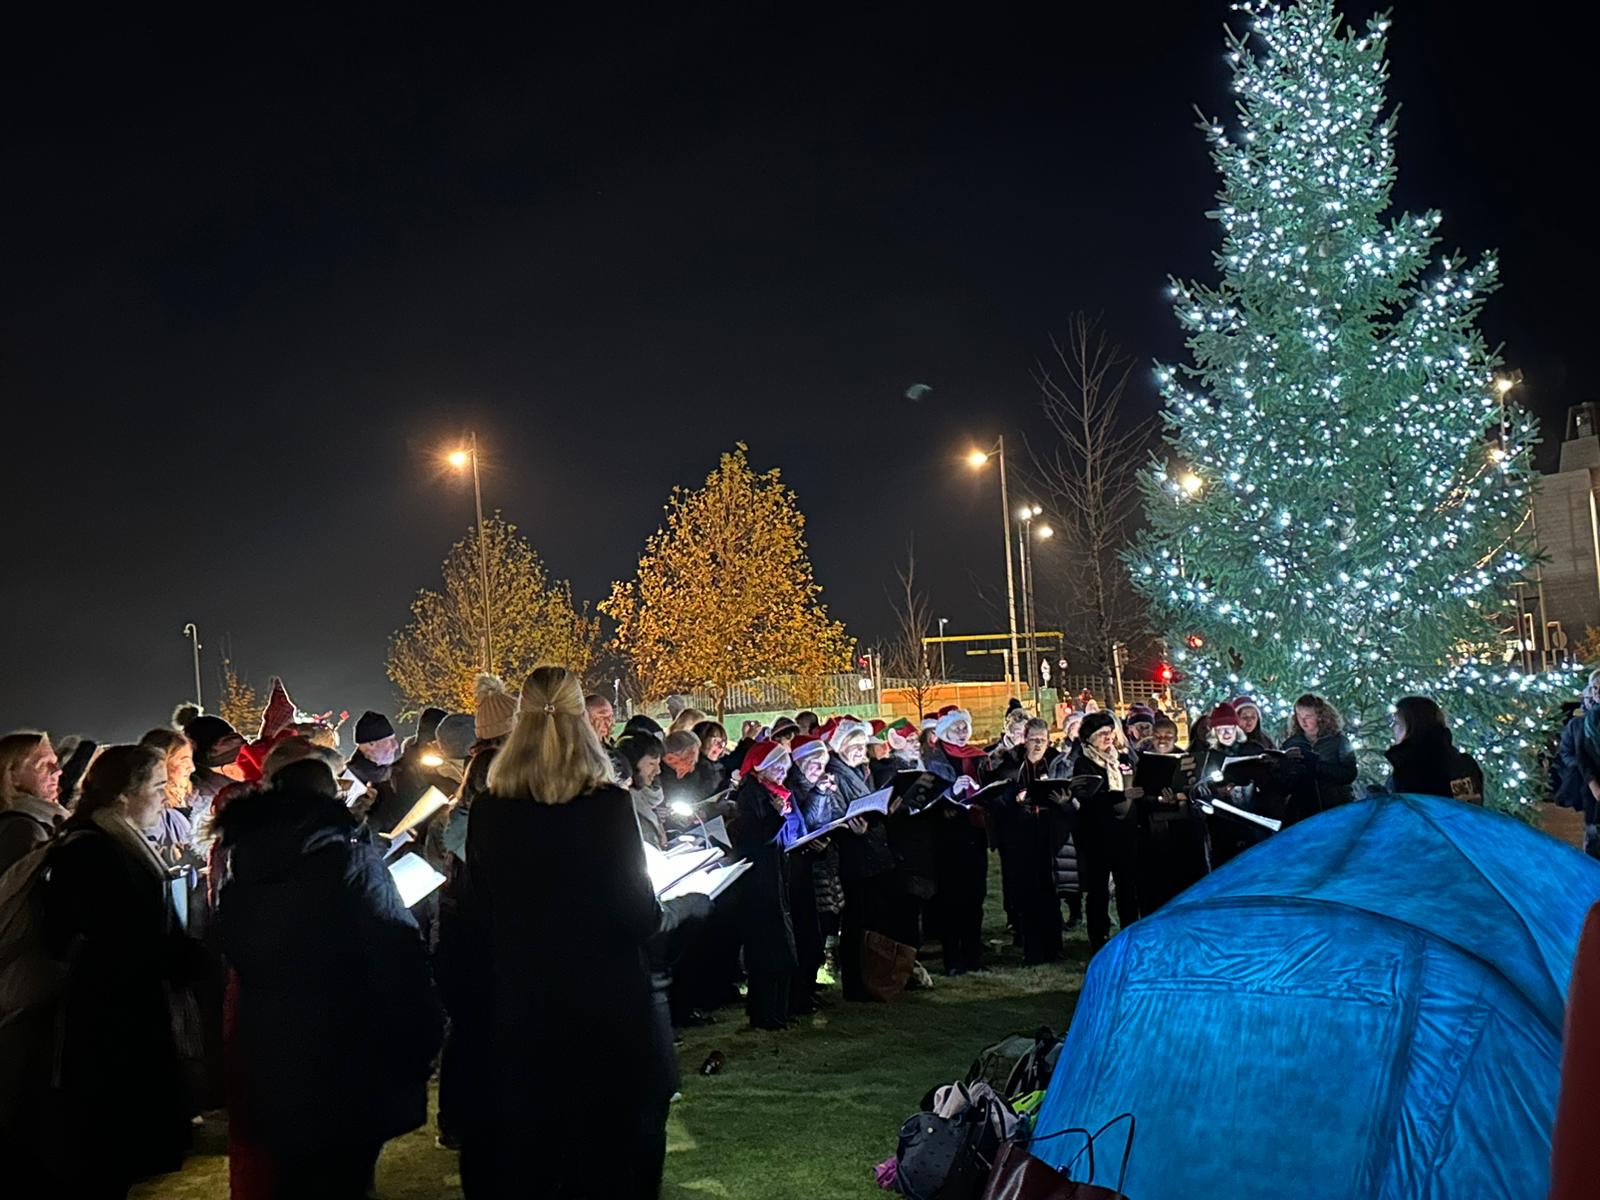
[1156,663,1174,684]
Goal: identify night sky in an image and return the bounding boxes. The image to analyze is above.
[3,1,1590,741]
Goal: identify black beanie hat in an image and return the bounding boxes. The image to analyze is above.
[1078,711,1117,743]
[184,714,238,758]
[354,711,395,744]
[415,707,447,744]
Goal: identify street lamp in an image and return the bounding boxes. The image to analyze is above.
[1016,505,1049,709]
[966,439,1022,689]
[937,617,949,680]
[448,432,494,671]
[182,623,202,709]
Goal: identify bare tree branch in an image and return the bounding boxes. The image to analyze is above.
[1022,314,1159,683]
[884,541,938,720]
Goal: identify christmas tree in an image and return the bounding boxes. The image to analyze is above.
[1129,0,1569,809]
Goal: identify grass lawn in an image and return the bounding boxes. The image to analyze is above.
[136,861,1086,1199]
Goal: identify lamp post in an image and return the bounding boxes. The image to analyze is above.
[1031,521,1053,708]
[1016,504,1046,709]
[182,623,203,709]
[448,433,494,672]
[937,617,949,680]
[967,438,1021,690]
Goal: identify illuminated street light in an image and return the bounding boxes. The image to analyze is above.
[447,432,494,671]
[965,440,1021,688]
[1038,525,1054,539]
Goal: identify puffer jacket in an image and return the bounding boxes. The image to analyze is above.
[1046,744,1082,894]
[1279,727,1359,818]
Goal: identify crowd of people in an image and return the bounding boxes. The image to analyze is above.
[0,668,1519,1198]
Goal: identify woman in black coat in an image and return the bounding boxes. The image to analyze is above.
[824,721,906,999]
[35,744,203,1198]
[987,719,1070,964]
[923,709,991,975]
[1071,712,1144,952]
[732,739,799,1028]
[451,667,673,1200]
[215,742,441,1197]
[1384,696,1484,803]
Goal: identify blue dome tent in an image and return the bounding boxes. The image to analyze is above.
[1033,795,1600,1199]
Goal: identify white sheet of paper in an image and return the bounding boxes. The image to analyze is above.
[387,853,447,907]
[1208,796,1282,832]
[642,842,724,897]
[701,815,731,850]
[382,785,451,841]
[660,859,751,902]
[786,785,895,850]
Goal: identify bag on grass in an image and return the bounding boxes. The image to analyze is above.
[895,1081,1019,1200]
[864,930,918,1001]
[978,1113,1136,1200]
[1004,1029,1062,1097]
[967,1027,1059,1098]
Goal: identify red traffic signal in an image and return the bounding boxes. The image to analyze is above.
[1156,663,1174,683]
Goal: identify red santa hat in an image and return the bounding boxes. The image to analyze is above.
[934,708,973,742]
[1209,701,1241,729]
[741,739,791,776]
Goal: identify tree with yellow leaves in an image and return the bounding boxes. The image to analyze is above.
[216,658,262,736]
[603,445,852,718]
[388,515,599,712]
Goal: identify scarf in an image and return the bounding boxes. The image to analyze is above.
[1081,741,1123,793]
[759,775,793,813]
[88,807,172,880]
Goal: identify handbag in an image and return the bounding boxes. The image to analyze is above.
[863,930,918,1001]
[978,1113,1135,1200]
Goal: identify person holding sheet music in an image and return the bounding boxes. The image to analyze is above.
[215,738,441,1200]
[1280,693,1358,823]
[450,666,673,1199]
[924,707,991,975]
[619,732,670,849]
[345,710,404,834]
[825,718,906,1000]
[989,718,1072,964]
[786,735,836,1012]
[730,739,800,1030]
[1070,711,1144,952]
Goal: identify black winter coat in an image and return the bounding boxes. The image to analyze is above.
[1280,728,1359,819]
[731,775,797,974]
[450,783,671,1174]
[216,785,440,1156]
[1385,727,1484,803]
[38,815,202,1190]
[828,757,896,879]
